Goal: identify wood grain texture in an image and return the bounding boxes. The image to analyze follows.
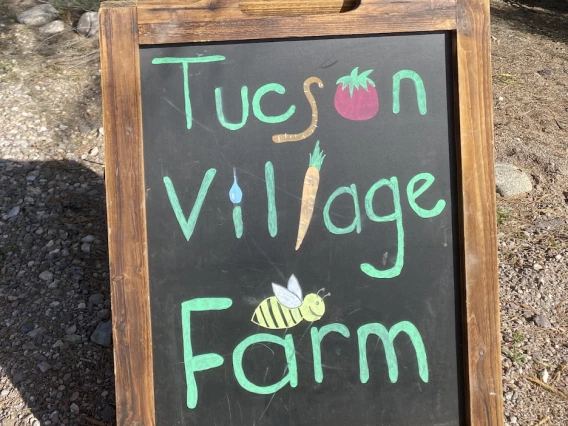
[99,5,155,426]
[137,0,358,14]
[239,0,358,15]
[456,0,504,424]
[137,0,457,44]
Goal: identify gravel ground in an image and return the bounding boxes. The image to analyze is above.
[0,0,567,425]
[0,1,112,425]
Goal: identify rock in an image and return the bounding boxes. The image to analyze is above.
[70,403,79,414]
[65,325,77,334]
[494,163,532,197]
[540,368,549,383]
[27,327,45,338]
[78,302,86,309]
[533,263,543,271]
[22,341,35,350]
[39,270,54,281]
[38,361,51,373]
[38,20,65,37]
[17,5,58,27]
[70,391,79,401]
[65,334,82,344]
[89,146,99,156]
[89,293,104,305]
[533,315,551,328]
[97,308,111,321]
[101,404,115,421]
[81,242,91,253]
[52,340,65,348]
[90,321,112,347]
[4,205,20,219]
[535,218,566,230]
[77,12,99,38]
[49,411,59,424]
[12,372,25,385]
[20,322,34,334]
[81,235,95,243]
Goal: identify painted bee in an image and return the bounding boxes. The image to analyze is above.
[252,274,330,330]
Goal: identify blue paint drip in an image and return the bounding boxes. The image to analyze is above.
[229,168,243,204]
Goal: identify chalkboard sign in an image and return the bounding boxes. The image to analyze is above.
[100,1,503,425]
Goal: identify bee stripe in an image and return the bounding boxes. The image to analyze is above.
[291,308,302,323]
[254,307,267,328]
[280,305,294,325]
[260,302,276,329]
[270,298,286,328]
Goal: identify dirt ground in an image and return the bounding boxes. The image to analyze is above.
[491,0,568,424]
[0,0,567,425]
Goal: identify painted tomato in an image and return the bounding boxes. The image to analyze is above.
[334,67,379,121]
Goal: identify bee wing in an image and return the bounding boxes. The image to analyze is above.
[272,283,302,309]
[287,274,303,300]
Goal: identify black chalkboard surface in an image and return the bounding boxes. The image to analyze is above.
[140,32,462,426]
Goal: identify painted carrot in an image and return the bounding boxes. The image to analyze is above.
[296,141,325,250]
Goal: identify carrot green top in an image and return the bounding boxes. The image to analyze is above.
[336,67,376,97]
[309,140,325,171]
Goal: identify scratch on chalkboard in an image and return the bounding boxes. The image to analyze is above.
[163,97,214,133]
[263,367,269,383]
[247,236,286,282]
[248,342,275,355]
[259,390,278,421]
[237,401,243,424]
[226,393,233,425]
[239,168,303,202]
[327,235,332,281]
[319,59,339,69]
[294,349,349,372]
[258,321,313,421]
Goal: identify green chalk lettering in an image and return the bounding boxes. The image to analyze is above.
[215,86,249,130]
[311,324,350,383]
[407,173,446,218]
[181,298,232,409]
[252,83,296,124]
[265,161,277,237]
[233,205,243,238]
[323,184,362,235]
[361,177,404,279]
[163,169,217,241]
[152,55,226,129]
[233,333,297,394]
[392,70,427,115]
[358,321,428,384]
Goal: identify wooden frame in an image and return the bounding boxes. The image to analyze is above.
[100,0,502,424]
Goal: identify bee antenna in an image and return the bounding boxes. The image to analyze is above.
[322,292,331,299]
[317,288,326,295]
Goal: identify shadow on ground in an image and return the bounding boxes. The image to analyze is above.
[492,0,568,43]
[0,159,114,426]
